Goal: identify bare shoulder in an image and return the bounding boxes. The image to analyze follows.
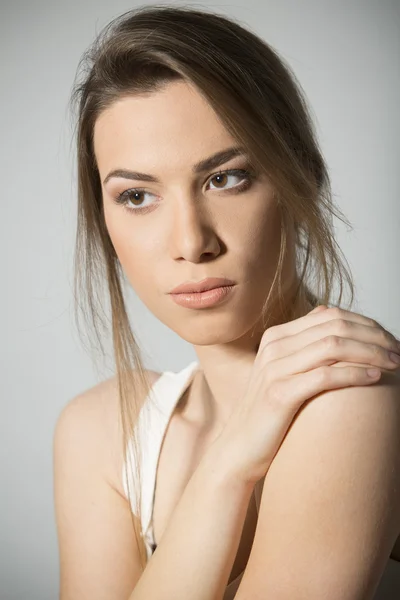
[55,369,163,498]
[53,369,163,597]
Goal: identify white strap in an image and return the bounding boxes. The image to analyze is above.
[122,361,199,541]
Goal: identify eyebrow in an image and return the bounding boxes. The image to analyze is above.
[102,146,247,185]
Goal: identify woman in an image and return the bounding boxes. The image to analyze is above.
[54,5,400,599]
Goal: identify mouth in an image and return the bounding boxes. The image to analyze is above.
[169,283,236,309]
[169,277,236,294]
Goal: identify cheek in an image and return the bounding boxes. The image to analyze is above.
[104,209,132,257]
[103,209,155,285]
[234,206,281,266]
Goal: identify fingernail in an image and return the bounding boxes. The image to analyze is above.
[367,368,381,378]
[389,351,400,364]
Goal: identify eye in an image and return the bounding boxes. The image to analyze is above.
[112,167,254,215]
[114,188,155,214]
[207,169,252,192]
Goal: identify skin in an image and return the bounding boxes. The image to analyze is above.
[53,79,400,600]
[94,79,313,435]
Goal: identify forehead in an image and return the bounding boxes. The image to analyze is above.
[93,80,236,174]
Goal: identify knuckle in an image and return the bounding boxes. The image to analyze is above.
[349,366,363,383]
[327,307,342,319]
[315,366,331,385]
[260,327,276,347]
[370,343,382,358]
[323,334,341,350]
[335,318,351,335]
[380,329,394,346]
[261,339,279,362]
[356,367,367,382]
[367,317,381,329]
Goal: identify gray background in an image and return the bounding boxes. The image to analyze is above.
[1,0,399,598]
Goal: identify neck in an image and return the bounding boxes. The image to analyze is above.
[189,285,316,432]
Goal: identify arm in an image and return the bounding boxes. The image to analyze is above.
[129,438,255,600]
[234,365,400,600]
[54,380,145,600]
[54,372,253,600]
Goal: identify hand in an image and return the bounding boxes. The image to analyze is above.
[217,305,400,485]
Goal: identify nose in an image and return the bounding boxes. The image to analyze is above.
[169,194,221,262]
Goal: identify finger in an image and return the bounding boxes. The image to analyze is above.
[308,308,400,346]
[262,334,399,382]
[279,364,382,413]
[262,319,400,364]
[263,305,395,346]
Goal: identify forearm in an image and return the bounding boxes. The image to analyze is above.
[128,438,255,600]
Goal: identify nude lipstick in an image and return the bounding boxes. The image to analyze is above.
[169,277,236,309]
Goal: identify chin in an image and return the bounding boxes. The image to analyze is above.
[163,313,261,347]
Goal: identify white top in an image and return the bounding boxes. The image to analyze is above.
[122,360,200,561]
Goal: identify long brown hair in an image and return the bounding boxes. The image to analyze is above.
[68,3,355,570]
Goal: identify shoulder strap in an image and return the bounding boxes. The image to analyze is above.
[122,362,199,538]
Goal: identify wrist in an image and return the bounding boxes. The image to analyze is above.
[200,432,256,496]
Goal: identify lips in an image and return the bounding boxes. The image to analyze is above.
[169,277,236,294]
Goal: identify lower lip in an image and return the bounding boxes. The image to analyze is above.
[170,285,235,308]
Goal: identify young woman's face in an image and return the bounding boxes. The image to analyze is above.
[93,80,296,345]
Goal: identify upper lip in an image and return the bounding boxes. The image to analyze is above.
[169,277,236,294]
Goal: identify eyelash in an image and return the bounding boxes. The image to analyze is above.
[112,168,255,215]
